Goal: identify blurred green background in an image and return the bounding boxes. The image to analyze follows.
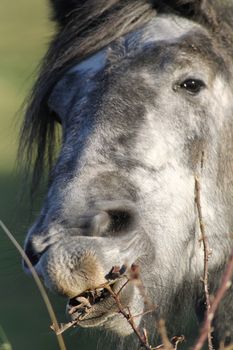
[0,1,98,349]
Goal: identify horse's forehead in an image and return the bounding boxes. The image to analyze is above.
[50,15,206,116]
[128,15,203,47]
[69,15,203,77]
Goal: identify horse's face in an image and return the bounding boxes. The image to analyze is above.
[24,15,233,335]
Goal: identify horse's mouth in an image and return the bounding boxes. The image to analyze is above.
[66,276,133,327]
[51,265,142,335]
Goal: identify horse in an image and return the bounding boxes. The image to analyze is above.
[20,0,233,348]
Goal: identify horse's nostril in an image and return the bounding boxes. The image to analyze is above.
[23,239,41,269]
[76,201,137,236]
[108,209,134,233]
[97,200,137,235]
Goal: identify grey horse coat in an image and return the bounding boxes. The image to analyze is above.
[20,0,233,348]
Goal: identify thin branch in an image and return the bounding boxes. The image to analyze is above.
[0,326,12,349]
[116,278,131,296]
[153,334,185,350]
[128,308,156,321]
[51,320,77,335]
[223,345,233,350]
[192,252,233,350]
[195,176,213,350]
[220,342,233,350]
[0,220,67,350]
[157,320,173,350]
[106,278,183,350]
[105,284,152,350]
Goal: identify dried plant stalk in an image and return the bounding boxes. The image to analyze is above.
[223,344,233,350]
[195,176,213,350]
[105,276,152,350]
[157,320,174,350]
[0,220,67,350]
[192,252,233,350]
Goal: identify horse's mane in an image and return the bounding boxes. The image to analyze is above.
[215,0,233,28]
[19,0,232,194]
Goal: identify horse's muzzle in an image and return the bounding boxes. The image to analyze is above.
[23,200,138,296]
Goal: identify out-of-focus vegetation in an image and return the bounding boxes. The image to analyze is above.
[0,1,97,349]
[0,325,12,350]
[0,0,51,171]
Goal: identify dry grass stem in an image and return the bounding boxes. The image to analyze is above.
[223,345,233,350]
[51,321,77,335]
[157,320,174,350]
[105,267,184,350]
[0,220,67,350]
[220,342,233,350]
[195,175,213,350]
[0,326,12,350]
[153,334,185,350]
[128,308,156,321]
[192,252,233,350]
[105,279,152,350]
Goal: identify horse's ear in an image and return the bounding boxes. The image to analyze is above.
[49,0,119,27]
[50,0,218,28]
[157,0,218,27]
[49,0,83,26]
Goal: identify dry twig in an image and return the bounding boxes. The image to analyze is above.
[192,252,233,350]
[105,270,153,350]
[153,335,185,350]
[223,345,233,350]
[51,320,77,335]
[0,220,67,350]
[105,266,184,350]
[220,341,233,350]
[156,320,174,350]
[195,176,213,350]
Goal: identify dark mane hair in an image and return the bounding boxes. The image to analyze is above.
[19,0,229,193]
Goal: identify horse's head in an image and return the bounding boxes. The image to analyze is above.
[21,0,233,343]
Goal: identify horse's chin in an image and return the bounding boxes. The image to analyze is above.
[67,278,143,336]
[80,313,134,336]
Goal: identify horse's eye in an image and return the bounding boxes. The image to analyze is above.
[179,79,206,94]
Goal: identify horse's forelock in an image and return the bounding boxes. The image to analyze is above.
[49,0,218,27]
[19,0,155,196]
